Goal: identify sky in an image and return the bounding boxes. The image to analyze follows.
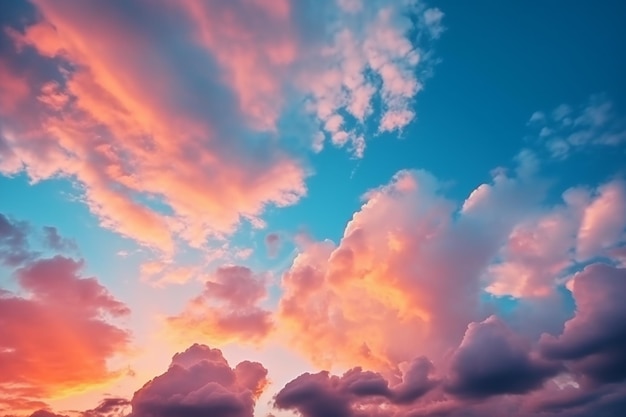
[1,0,626,416]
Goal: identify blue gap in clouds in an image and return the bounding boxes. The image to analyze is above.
[0,174,141,292]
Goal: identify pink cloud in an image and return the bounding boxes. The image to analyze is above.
[483,188,585,298]
[167,266,273,345]
[0,1,308,252]
[299,3,440,156]
[279,170,482,371]
[277,154,626,376]
[0,216,130,415]
[176,0,297,131]
[274,357,437,417]
[0,0,445,256]
[576,180,626,260]
[482,177,626,299]
[264,233,282,258]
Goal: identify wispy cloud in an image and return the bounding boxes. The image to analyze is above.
[0,0,441,256]
[528,95,626,159]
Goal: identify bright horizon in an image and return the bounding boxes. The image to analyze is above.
[1,1,625,417]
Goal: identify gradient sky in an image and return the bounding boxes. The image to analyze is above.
[1,1,626,417]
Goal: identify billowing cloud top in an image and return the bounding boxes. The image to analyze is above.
[128,344,268,417]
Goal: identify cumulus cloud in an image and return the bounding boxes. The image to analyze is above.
[482,185,584,298]
[274,357,437,417]
[275,155,626,412]
[481,178,626,298]
[540,263,626,384]
[167,266,273,345]
[445,316,560,398]
[265,233,282,258]
[277,154,559,371]
[0,215,130,415]
[22,345,266,417]
[0,0,307,253]
[0,213,32,266]
[576,180,626,260]
[128,344,267,417]
[299,2,442,156]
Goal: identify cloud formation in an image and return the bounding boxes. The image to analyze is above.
[0,214,130,414]
[445,316,560,398]
[278,155,558,371]
[0,0,441,254]
[167,266,273,345]
[274,357,436,417]
[540,263,626,384]
[299,3,443,156]
[275,155,626,413]
[128,344,267,417]
[264,233,282,259]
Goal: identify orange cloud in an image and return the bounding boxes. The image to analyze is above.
[0,215,130,415]
[177,0,297,130]
[0,58,30,113]
[128,344,268,417]
[167,266,273,346]
[0,260,130,412]
[278,170,471,372]
[278,158,626,374]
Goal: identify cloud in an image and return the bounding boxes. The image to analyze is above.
[175,0,297,131]
[0,0,442,255]
[576,180,626,260]
[528,95,626,159]
[299,2,442,156]
[26,397,131,417]
[0,0,308,253]
[128,344,267,417]
[0,256,130,411]
[540,263,626,384]
[265,233,282,258]
[0,213,32,266]
[274,357,437,417]
[0,214,130,415]
[277,154,556,371]
[445,316,560,398]
[422,8,445,39]
[167,266,273,345]
[480,178,626,298]
[482,185,587,298]
[21,344,267,417]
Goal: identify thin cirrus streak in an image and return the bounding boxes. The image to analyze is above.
[1,1,625,417]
